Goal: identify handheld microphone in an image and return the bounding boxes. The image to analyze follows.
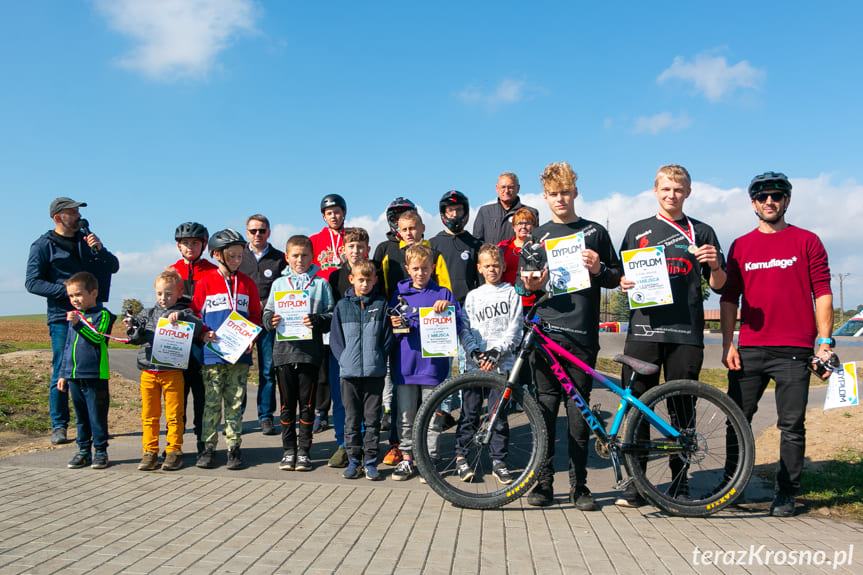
[79,219,99,254]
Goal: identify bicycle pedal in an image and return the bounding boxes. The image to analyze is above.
[616,477,634,490]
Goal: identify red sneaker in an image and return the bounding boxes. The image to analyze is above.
[383,445,403,466]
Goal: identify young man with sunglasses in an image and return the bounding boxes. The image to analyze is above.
[720,172,833,517]
[239,215,286,436]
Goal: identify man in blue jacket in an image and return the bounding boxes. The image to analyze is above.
[25,197,120,445]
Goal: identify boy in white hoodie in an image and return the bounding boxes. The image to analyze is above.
[456,244,523,485]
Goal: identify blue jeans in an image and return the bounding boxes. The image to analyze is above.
[329,353,345,446]
[255,329,277,423]
[69,379,110,452]
[49,322,70,429]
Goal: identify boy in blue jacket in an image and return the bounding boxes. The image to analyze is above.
[57,272,116,470]
[330,260,394,480]
[389,244,462,481]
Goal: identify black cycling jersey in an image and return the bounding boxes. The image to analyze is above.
[518,219,622,353]
[619,215,724,346]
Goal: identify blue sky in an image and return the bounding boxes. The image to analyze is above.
[5,1,863,316]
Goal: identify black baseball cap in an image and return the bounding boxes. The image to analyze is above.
[50,197,87,217]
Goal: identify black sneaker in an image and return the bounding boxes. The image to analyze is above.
[615,483,645,508]
[770,492,796,517]
[67,451,91,469]
[295,450,312,471]
[226,447,243,470]
[492,461,514,485]
[196,445,216,469]
[569,486,597,511]
[91,451,109,469]
[527,481,554,507]
[380,410,391,432]
[392,459,416,481]
[279,451,296,471]
[51,427,69,445]
[456,458,475,482]
[261,419,277,436]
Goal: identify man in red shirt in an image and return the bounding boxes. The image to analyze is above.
[721,172,833,517]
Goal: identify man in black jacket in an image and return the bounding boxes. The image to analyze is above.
[25,197,119,445]
[473,172,539,245]
[238,214,286,435]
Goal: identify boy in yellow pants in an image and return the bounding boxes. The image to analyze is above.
[125,269,201,471]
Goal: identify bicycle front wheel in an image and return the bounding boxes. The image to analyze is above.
[622,379,754,517]
[413,372,547,510]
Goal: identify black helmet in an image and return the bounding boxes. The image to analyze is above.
[439,190,470,233]
[174,222,209,243]
[207,228,246,255]
[320,193,347,213]
[748,172,792,198]
[386,197,416,236]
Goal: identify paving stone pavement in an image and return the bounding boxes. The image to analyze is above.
[1,386,860,574]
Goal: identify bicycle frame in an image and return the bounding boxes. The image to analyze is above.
[524,325,680,440]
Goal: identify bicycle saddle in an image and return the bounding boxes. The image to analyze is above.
[613,354,660,376]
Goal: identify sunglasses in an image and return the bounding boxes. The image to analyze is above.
[247,228,268,234]
[753,192,788,203]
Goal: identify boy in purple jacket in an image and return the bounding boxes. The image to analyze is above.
[389,244,462,481]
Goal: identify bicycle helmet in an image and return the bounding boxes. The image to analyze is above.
[174,222,209,243]
[439,190,470,234]
[207,228,246,255]
[320,193,347,213]
[386,197,416,237]
[748,172,792,198]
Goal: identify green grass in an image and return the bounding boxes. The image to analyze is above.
[799,444,863,521]
[0,314,46,322]
[0,341,51,354]
[0,367,52,433]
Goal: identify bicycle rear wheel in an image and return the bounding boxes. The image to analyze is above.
[622,379,754,517]
[413,372,547,509]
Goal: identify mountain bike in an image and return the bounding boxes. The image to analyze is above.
[412,292,754,517]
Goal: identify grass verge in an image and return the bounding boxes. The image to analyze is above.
[1,341,52,354]
[799,443,863,521]
[0,367,52,433]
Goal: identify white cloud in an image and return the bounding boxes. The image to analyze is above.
[657,52,765,102]
[633,112,691,134]
[457,78,533,111]
[94,0,259,80]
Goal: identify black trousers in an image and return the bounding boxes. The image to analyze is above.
[276,363,317,452]
[315,349,331,414]
[620,340,704,396]
[183,354,205,441]
[532,339,596,488]
[620,341,702,479]
[456,385,509,461]
[727,346,810,494]
[341,376,384,462]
